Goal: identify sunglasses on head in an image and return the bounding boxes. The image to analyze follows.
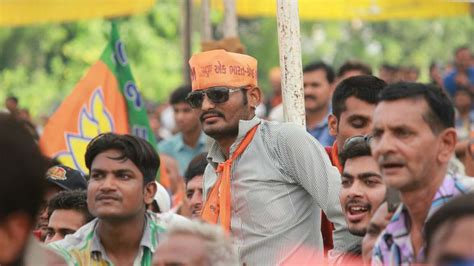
[342,135,373,151]
[185,86,246,108]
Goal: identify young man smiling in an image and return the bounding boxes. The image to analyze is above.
[187,49,357,265]
[339,136,386,236]
[50,133,166,265]
[337,135,386,260]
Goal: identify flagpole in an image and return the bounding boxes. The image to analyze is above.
[276,0,305,128]
[201,0,212,41]
[223,0,238,38]
[182,0,192,85]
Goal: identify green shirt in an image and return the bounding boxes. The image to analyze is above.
[49,212,166,266]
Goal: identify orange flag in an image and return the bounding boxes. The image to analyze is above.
[39,23,157,177]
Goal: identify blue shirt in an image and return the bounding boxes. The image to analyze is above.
[443,67,474,97]
[307,114,334,147]
[158,132,207,175]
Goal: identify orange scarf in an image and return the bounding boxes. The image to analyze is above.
[201,125,259,232]
[330,141,343,173]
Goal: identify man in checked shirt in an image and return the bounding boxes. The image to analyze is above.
[370,82,474,264]
[186,49,358,265]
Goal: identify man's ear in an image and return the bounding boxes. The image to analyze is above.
[247,86,262,108]
[0,212,32,264]
[328,114,338,137]
[144,181,158,205]
[437,128,457,164]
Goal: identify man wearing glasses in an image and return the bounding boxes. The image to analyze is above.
[186,49,358,265]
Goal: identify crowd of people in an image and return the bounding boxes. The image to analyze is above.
[1,45,473,266]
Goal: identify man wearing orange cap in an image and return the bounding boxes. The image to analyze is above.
[186,49,358,265]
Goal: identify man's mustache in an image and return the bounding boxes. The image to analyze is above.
[200,111,225,122]
[304,95,317,101]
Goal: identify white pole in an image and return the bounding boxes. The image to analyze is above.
[182,0,192,84]
[201,0,212,41]
[276,0,305,128]
[223,0,238,38]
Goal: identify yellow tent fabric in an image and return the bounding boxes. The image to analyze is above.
[206,0,471,21]
[0,0,154,27]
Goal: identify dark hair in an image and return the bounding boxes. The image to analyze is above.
[332,75,386,119]
[380,63,398,72]
[424,193,474,258]
[170,85,192,105]
[47,190,94,223]
[454,46,470,56]
[6,96,18,104]
[303,61,335,83]
[0,114,47,221]
[85,133,160,185]
[184,152,208,184]
[337,60,372,78]
[339,136,372,166]
[454,86,474,99]
[379,82,455,133]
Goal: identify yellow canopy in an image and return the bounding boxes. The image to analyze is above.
[0,0,155,27]
[207,0,471,21]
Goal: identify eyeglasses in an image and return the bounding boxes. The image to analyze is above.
[185,87,245,108]
[342,135,373,152]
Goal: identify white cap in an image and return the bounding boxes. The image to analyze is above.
[154,181,171,213]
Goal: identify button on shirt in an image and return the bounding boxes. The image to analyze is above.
[49,212,166,266]
[203,116,359,265]
[158,132,207,175]
[372,173,474,265]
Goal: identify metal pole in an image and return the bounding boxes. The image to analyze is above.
[223,0,238,38]
[201,0,212,41]
[276,0,305,127]
[182,0,192,84]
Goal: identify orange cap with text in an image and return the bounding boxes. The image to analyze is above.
[189,49,258,91]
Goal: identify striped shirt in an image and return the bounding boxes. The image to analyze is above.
[49,212,166,266]
[372,173,474,265]
[203,116,360,265]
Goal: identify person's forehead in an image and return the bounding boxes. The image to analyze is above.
[187,175,203,188]
[172,102,192,110]
[49,209,86,227]
[93,150,129,164]
[373,98,428,125]
[304,69,327,80]
[341,97,376,116]
[344,156,379,174]
[91,150,140,172]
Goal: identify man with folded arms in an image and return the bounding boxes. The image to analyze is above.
[186,49,358,265]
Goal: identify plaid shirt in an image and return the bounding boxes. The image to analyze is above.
[372,173,474,265]
[49,212,166,266]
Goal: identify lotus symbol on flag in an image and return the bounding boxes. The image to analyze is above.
[55,88,115,174]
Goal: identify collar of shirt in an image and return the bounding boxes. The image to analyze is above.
[207,116,261,167]
[173,132,207,153]
[90,213,154,262]
[380,173,469,263]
